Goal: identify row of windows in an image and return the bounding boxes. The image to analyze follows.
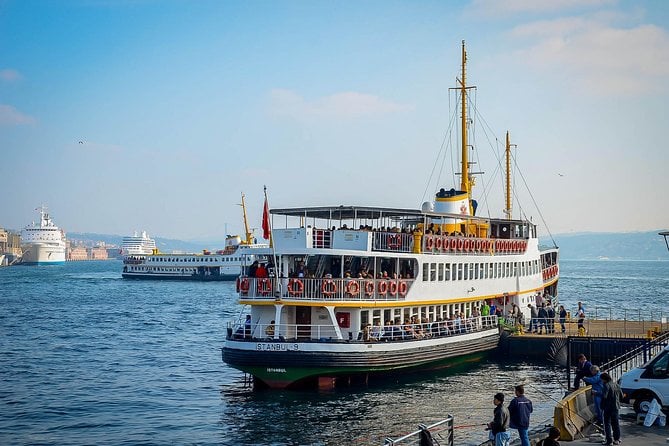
[361,302,479,326]
[150,256,241,263]
[421,259,541,282]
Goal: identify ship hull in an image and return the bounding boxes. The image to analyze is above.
[21,243,66,265]
[223,328,499,389]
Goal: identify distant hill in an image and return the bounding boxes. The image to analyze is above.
[543,230,669,260]
[67,232,230,254]
[68,230,669,260]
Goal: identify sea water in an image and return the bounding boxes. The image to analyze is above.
[1,259,667,445]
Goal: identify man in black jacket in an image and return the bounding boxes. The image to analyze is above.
[600,372,622,446]
[508,385,533,446]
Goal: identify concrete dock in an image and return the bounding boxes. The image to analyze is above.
[565,408,667,446]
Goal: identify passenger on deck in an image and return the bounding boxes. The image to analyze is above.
[248,260,259,277]
[371,321,383,340]
[244,315,252,339]
[255,263,268,278]
[265,320,275,338]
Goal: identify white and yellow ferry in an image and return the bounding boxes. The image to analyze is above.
[222,42,560,390]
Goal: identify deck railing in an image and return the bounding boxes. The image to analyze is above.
[227,315,498,342]
[238,277,415,301]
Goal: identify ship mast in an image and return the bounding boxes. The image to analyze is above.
[460,40,469,196]
[240,193,253,244]
[505,131,512,219]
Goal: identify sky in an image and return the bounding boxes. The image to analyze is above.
[1,0,668,241]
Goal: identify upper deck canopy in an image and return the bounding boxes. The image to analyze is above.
[269,205,493,222]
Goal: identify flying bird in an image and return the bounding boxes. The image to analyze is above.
[557,173,564,177]
[78,141,84,144]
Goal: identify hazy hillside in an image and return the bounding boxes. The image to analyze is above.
[67,232,229,254]
[544,230,669,260]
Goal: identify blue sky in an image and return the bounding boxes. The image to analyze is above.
[1,0,668,240]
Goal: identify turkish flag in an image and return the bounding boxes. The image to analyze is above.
[262,197,270,240]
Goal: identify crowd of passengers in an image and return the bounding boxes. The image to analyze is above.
[324,223,480,238]
[360,309,495,342]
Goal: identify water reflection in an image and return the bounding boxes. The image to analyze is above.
[219,359,565,446]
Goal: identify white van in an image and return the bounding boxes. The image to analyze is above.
[619,344,669,413]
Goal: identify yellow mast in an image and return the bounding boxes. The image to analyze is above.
[505,131,512,220]
[460,40,469,196]
[240,192,253,244]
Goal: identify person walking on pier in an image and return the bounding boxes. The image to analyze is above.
[600,372,622,445]
[486,392,510,446]
[528,304,538,333]
[558,305,567,333]
[573,353,592,390]
[508,385,533,446]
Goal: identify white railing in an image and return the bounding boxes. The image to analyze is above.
[227,315,498,342]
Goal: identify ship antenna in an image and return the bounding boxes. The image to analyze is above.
[240,192,253,244]
[504,131,517,220]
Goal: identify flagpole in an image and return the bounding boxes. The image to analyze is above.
[263,186,280,287]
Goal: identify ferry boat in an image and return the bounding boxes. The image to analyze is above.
[221,42,560,390]
[122,194,269,281]
[120,231,156,256]
[20,206,67,265]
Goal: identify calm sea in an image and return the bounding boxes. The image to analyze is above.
[1,259,667,445]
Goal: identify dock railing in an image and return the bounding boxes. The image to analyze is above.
[599,331,669,382]
[383,416,454,446]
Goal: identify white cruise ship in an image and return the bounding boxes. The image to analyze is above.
[121,231,157,256]
[20,207,67,265]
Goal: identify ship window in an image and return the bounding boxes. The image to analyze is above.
[437,263,444,281]
[444,263,451,281]
[474,263,479,280]
[463,263,469,280]
[430,263,436,281]
[361,310,369,328]
[422,263,429,281]
[457,263,463,281]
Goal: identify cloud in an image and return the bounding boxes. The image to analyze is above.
[0,69,21,82]
[0,104,36,126]
[466,0,616,17]
[508,16,669,95]
[268,89,413,120]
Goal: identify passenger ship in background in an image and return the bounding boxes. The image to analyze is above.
[222,41,560,390]
[120,231,156,256]
[122,195,269,281]
[20,206,67,265]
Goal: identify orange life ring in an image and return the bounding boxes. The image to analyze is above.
[388,280,398,296]
[257,278,271,296]
[425,235,434,251]
[457,238,464,251]
[345,280,360,297]
[288,278,304,296]
[398,280,408,296]
[450,238,457,251]
[475,239,481,252]
[239,277,250,293]
[321,279,337,296]
[387,233,401,250]
[435,236,443,252]
[377,280,388,295]
[464,239,471,252]
[364,280,375,296]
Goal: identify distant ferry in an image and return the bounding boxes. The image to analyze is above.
[20,206,67,265]
[122,194,269,281]
[120,231,157,256]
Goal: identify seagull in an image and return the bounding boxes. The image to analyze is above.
[78,141,84,144]
[557,173,564,177]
